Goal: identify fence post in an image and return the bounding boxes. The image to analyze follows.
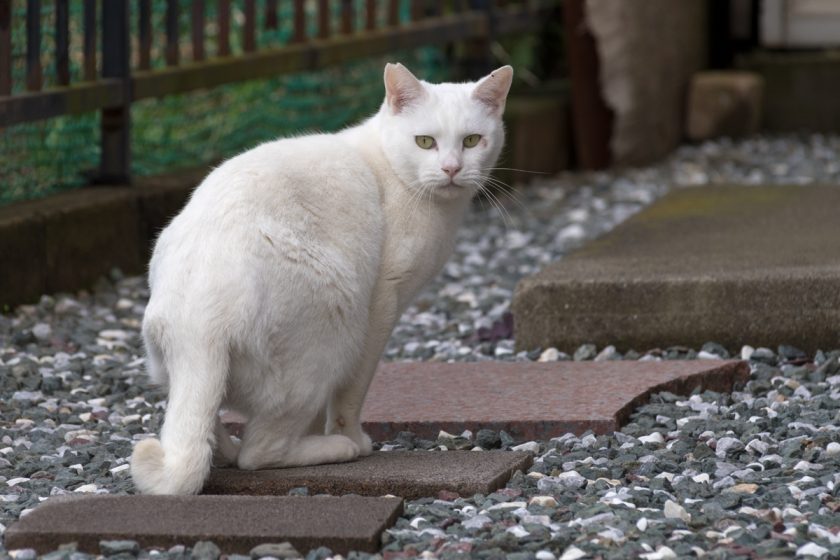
[463,0,494,78]
[562,0,612,170]
[99,0,131,184]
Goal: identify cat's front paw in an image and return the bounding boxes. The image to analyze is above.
[328,422,373,456]
[357,431,373,456]
[343,427,373,456]
[327,434,361,462]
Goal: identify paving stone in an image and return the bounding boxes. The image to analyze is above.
[513,185,840,353]
[357,360,747,440]
[3,495,402,555]
[204,451,532,500]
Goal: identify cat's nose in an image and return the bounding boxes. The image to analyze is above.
[441,164,462,178]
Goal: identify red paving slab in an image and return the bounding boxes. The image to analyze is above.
[4,495,403,555]
[360,360,749,441]
[204,450,533,499]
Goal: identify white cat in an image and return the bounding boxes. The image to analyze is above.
[131,62,513,495]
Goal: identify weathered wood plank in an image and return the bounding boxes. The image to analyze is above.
[55,0,69,85]
[317,0,329,38]
[165,0,179,66]
[100,0,131,183]
[265,0,278,30]
[388,0,399,26]
[292,0,306,43]
[192,0,205,61]
[0,80,124,126]
[138,0,151,70]
[0,0,11,95]
[341,0,353,35]
[83,0,95,80]
[366,0,376,31]
[217,0,230,56]
[26,0,41,91]
[243,0,256,52]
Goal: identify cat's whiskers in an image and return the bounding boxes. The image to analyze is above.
[478,166,549,175]
[425,182,434,222]
[474,173,531,218]
[475,167,544,214]
[468,179,512,229]
[402,177,430,222]
[483,186,513,230]
[412,180,436,223]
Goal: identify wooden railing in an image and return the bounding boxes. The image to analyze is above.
[0,0,553,183]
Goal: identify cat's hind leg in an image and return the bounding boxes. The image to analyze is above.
[236,413,359,470]
[212,417,241,467]
[131,328,229,494]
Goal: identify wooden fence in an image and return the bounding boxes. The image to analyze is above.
[0,0,553,183]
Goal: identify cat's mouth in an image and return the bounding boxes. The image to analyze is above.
[437,178,466,190]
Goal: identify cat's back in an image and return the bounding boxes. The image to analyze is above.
[149,130,384,293]
[157,131,381,249]
[197,132,379,216]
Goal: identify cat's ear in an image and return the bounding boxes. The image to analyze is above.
[384,63,426,115]
[472,65,514,116]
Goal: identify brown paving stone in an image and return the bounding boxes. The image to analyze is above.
[359,360,749,441]
[4,495,403,555]
[204,450,532,500]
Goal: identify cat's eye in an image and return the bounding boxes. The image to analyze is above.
[415,135,436,150]
[463,134,482,148]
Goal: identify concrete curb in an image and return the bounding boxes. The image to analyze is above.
[0,168,205,308]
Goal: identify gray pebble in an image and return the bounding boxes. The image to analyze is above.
[476,429,501,449]
[99,540,140,556]
[250,542,301,559]
[574,344,597,361]
[191,541,221,560]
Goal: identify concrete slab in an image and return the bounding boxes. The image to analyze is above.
[204,450,532,499]
[4,494,403,555]
[0,167,201,307]
[0,210,46,307]
[356,360,748,440]
[513,185,840,353]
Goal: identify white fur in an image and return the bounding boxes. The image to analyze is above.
[131,63,513,495]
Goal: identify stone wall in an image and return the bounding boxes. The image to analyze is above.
[586,0,707,166]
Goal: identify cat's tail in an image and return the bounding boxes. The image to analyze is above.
[131,325,229,495]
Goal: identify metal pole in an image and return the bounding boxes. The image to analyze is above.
[100,0,131,184]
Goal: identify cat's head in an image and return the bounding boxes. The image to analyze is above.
[379,63,513,201]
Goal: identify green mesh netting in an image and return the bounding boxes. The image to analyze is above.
[0,1,447,206]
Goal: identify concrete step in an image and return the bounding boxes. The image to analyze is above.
[204,450,532,500]
[513,185,840,353]
[4,494,403,555]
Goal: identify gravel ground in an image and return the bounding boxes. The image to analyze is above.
[1,134,839,559]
